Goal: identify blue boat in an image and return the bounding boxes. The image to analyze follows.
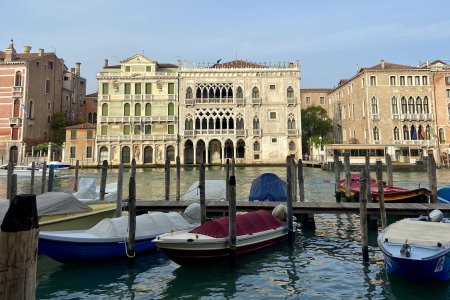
[249,173,287,202]
[377,210,450,282]
[437,186,450,204]
[39,205,200,262]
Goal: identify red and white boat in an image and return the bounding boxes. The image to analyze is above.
[154,209,291,265]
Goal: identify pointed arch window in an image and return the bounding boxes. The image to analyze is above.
[426,125,431,139]
[236,114,244,129]
[252,87,259,99]
[408,97,415,114]
[287,86,294,98]
[403,125,409,140]
[393,127,400,140]
[416,97,423,114]
[391,97,398,114]
[253,116,260,129]
[186,87,192,99]
[373,127,380,141]
[236,87,243,99]
[253,141,260,152]
[287,114,296,129]
[185,115,193,130]
[15,71,22,86]
[423,97,429,113]
[410,125,417,140]
[401,97,407,114]
[439,128,445,143]
[371,97,378,114]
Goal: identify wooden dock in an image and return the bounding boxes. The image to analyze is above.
[135,200,450,216]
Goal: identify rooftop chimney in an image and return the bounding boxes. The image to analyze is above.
[38,48,44,57]
[5,39,16,62]
[23,45,31,53]
[381,59,385,69]
[104,59,108,68]
[75,62,81,76]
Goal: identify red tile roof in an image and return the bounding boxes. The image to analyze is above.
[361,61,417,71]
[86,92,98,98]
[301,88,332,93]
[66,123,96,130]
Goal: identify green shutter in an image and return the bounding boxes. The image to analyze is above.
[125,83,131,95]
[168,125,174,134]
[145,103,151,116]
[102,83,109,94]
[146,66,151,72]
[124,125,130,134]
[168,103,174,116]
[135,83,141,94]
[102,104,108,116]
[168,83,174,95]
[145,125,151,134]
[135,103,141,116]
[124,104,130,116]
[145,83,152,94]
[101,125,107,135]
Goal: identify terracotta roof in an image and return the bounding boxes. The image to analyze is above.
[66,123,96,130]
[301,88,332,93]
[86,92,98,98]
[362,61,417,71]
[0,52,56,62]
[157,63,178,68]
[214,60,265,68]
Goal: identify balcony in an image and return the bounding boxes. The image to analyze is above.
[101,116,177,123]
[97,134,177,142]
[425,114,433,121]
[133,94,142,101]
[184,130,194,137]
[185,99,194,106]
[392,114,399,120]
[236,129,247,137]
[287,97,297,105]
[287,129,299,136]
[124,94,131,101]
[101,95,110,101]
[236,98,245,106]
[168,94,176,102]
[251,98,262,105]
[9,117,21,127]
[12,86,23,97]
[371,114,380,121]
[253,129,261,136]
[400,114,409,121]
[144,94,153,101]
[194,98,234,104]
[410,114,417,121]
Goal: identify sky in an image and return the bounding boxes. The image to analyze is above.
[2,0,450,93]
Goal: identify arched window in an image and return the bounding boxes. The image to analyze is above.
[236,114,244,129]
[237,140,245,158]
[423,97,429,113]
[253,116,260,129]
[287,114,296,129]
[252,87,259,99]
[236,87,243,99]
[168,103,174,116]
[391,97,398,114]
[145,103,151,116]
[253,141,260,152]
[289,141,296,151]
[28,100,34,119]
[416,97,423,114]
[401,97,407,114]
[102,104,109,116]
[371,97,378,114]
[15,71,22,86]
[185,115,193,130]
[373,127,380,141]
[439,128,445,143]
[393,127,400,140]
[135,103,141,116]
[124,103,130,116]
[426,125,431,139]
[143,146,153,163]
[186,87,192,99]
[287,86,294,98]
[410,125,417,140]
[196,88,202,99]
[121,146,130,164]
[418,125,425,140]
[408,97,415,114]
[13,99,20,117]
[166,145,175,161]
[403,125,409,140]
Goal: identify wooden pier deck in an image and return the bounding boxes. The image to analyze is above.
[135,200,450,216]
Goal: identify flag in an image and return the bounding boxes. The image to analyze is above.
[19,101,28,117]
[140,118,144,132]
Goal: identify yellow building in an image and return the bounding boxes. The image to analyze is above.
[63,123,96,164]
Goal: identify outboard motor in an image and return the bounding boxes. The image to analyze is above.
[429,209,443,222]
[182,203,201,224]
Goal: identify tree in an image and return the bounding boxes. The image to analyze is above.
[50,113,67,144]
[301,105,333,153]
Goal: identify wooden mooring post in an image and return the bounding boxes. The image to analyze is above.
[116,164,124,218]
[48,164,55,192]
[359,168,369,261]
[228,175,237,265]
[199,163,206,224]
[6,162,13,200]
[30,162,35,195]
[165,158,170,201]
[344,152,351,201]
[41,161,47,194]
[298,159,305,202]
[74,160,80,192]
[286,156,295,243]
[176,156,181,201]
[226,159,230,202]
[385,153,394,186]
[0,194,39,300]
[334,150,341,202]
[376,161,387,229]
[10,174,17,202]
[99,160,108,201]
[127,175,136,262]
[427,153,437,203]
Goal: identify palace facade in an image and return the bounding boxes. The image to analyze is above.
[94,55,301,165]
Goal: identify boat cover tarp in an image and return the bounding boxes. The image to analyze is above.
[383,219,450,247]
[87,212,195,238]
[72,177,97,201]
[438,187,450,204]
[0,192,91,223]
[249,173,287,202]
[190,210,286,238]
[180,180,226,201]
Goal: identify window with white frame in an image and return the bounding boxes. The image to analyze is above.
[370,76,377,86]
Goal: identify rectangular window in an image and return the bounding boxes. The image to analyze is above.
[407,76,413,85]
[168,124,174,134]
[446,89,450,98]
[271,138,277,143]
[125,66,130,72]
[415,76,420,85]
[48,61,53,70]
[102,83,109,94]
[47,102,51,110]
[70,146,76,158]
[71,129,76,140]
[370,76,376,86]
[146,66,151,72]
[320,97,325,104]
[362,78,365,87]
[270,84,276,90]
[168,83,175,95]
[134,125,140,134]
[45,79,51,94]
[87,129,93,140]
[306,97,311,105]
[390,76,396,85]
[145,83,152,94]
[144,125,151,134]
[124,83,131,95]
[400,76,405,85]
[269,111,277,120]
[123,125,130,134]
[101,125,107,135]
[86,146,92,158]
[135,83,141,94]
[445,76,450,85]
[422,76,428,85]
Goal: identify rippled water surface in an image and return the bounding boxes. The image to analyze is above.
[2,166,450,299]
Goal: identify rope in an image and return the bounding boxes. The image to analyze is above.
[227,236,238,248]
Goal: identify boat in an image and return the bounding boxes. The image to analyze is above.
[180,180,226,201]
[0,192,116,230]
[154,206,291,265]
[339,173,430,203]
[72,177,118,202]
[377,210,450,282]
[249,173,287,202]
[38,203,201,262]
[437,186,450,204]
[45,161,71,169]
[0,164,62,177]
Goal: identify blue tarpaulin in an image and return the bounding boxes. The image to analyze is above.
[249,173,287,202]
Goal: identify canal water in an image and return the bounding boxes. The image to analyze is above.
[2,166,450,299]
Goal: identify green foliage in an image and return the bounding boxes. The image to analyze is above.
[301,105,333,152]
[50,113,67,144]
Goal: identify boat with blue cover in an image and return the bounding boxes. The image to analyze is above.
[249,173,287,202]
[377,210,450,282]
[437,186,450,204]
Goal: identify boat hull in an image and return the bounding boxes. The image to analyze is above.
[38,235,156,262]
[156,227,288,265]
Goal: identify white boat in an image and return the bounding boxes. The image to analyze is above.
[377,210,450,282]
[155,206,292,265]
[0,164,61,177]
[72,177,118,202]
[180,180,226,201]
[47,161,71,169]
[38,203,201,262]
